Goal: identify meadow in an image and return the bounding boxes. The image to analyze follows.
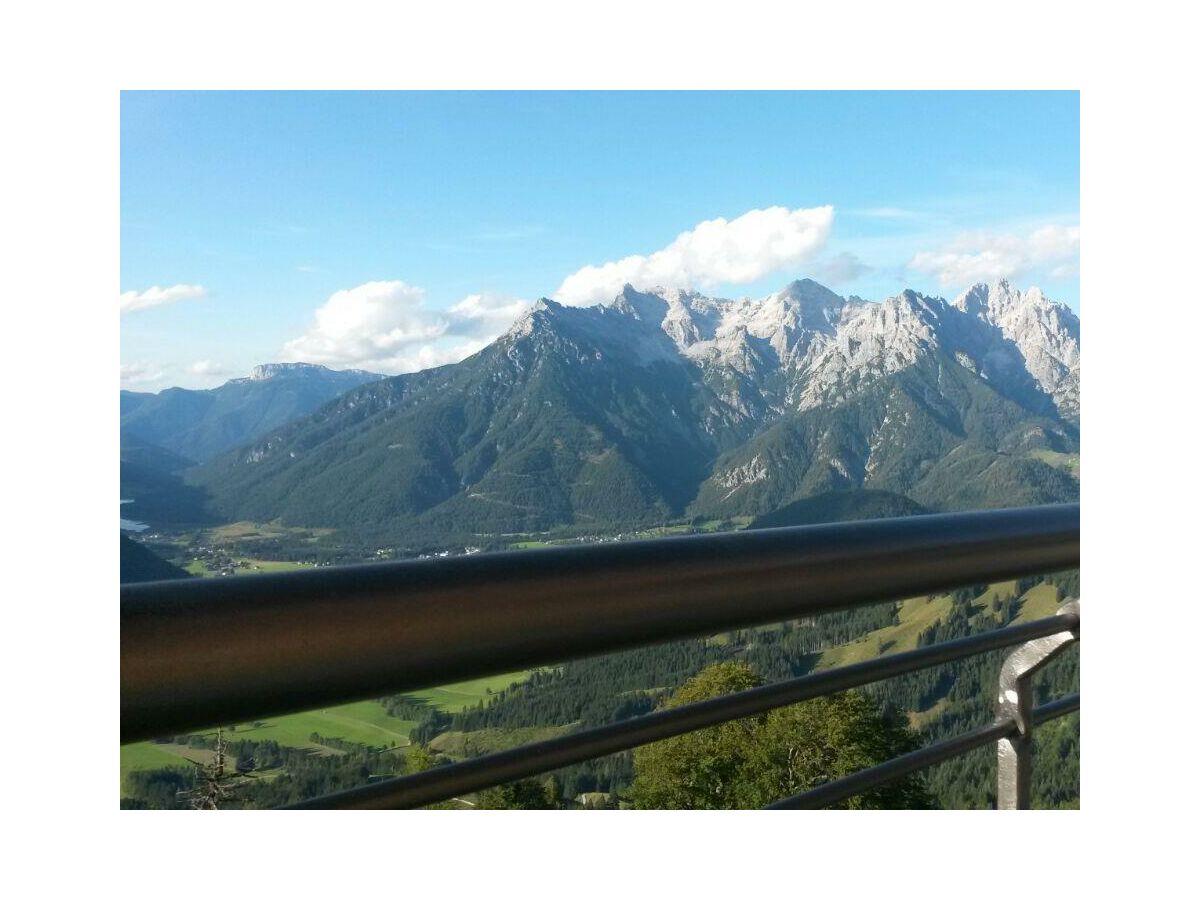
[183,556,313,576]
[120,671,531,790]
[816,581,1064,669]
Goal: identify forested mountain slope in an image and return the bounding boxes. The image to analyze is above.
[119,534,191,583]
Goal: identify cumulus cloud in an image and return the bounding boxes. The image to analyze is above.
[120,283,206,314]
[282,280,446,369]
[282,280,530,375]
[908,224,1080,288]
[555,205,834,306]
[813,251,872,285]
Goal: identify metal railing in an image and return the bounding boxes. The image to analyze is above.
[120,503,1080,809]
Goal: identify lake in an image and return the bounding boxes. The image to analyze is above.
[121,499,148,533]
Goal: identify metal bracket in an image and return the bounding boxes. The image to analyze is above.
[996,598,1079,809]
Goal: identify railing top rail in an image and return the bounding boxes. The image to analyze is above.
[121,503,1079,743]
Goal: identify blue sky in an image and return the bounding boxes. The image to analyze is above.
[121,91,1079,389]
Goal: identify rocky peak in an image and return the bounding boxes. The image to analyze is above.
[609,285,671,322]
[953,281,1080,418]
[794,290,945,410]
[247,362,325,381]
[955,280,1074,334]
[505,296,564,338]
[776,278,847,319]
[238,362,380,383]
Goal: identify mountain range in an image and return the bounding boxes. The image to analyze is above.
[183,278,1079,543]
[121,362,383,465]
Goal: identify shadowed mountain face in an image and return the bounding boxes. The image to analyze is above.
[121,363,383,464]
[120,534,190,584]
[189,279,1079,541]
[120,432,216,525]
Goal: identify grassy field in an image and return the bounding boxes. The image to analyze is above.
[204,520,336,543]
[815,581,1064,671]
[1028,449,1080,477]
[965,579,1061,624]
[184,557,315,576]
[209,701,417,749]
[242,558,312,572]
[118,741,242,787]
[817,592,956,669]
[404,672,533,712]
[120,671,531,790]
[1011,583,1062,622]
[968,580,1020,615]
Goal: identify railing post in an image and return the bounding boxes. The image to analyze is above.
[996,599,1079,809]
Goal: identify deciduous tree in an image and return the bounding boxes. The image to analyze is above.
[631,662,933,809]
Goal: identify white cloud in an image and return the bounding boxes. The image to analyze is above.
[554,205,834,306]
[908,224,1080,288]
[120,283,206,314]
[282,280,530,375]
[120,362,165,388]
